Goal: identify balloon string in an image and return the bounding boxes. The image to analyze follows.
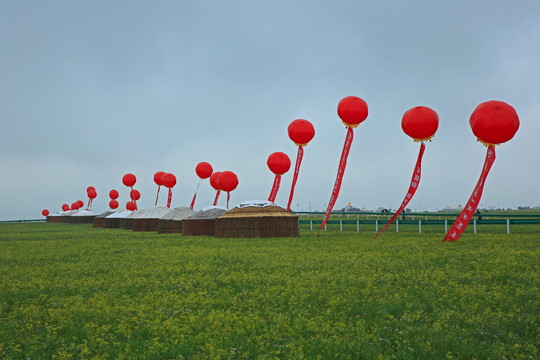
[318,127,354,236]
[287,146,304,211]
[167,188,173,208]
[227,192,230,209]
[155,185,161,206]
[213,190,221,206]
[190,179,202,210]
[268,175,281,203]
[444,145,496,241]
[373,142,426,238]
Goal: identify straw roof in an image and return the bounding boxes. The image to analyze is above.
[218,201,296,219]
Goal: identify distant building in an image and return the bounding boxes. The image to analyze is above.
[342,203,360,212]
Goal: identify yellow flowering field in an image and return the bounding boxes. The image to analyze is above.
[0,223,538,359]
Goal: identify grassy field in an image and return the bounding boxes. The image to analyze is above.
[0,223,538,359]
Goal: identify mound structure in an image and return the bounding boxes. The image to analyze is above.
[46,211,65,223]
[122,209,150,230]
[181,206,227,236]
[93,211,116,227]
[103,210,133,228]
[215,201,298,238]
[55,210,77,223]
[157,206,196,234]
[132,206,174,232]
[69,209,97,224]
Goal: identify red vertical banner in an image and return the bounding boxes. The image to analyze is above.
[155,186,161,206]
[287,146,304,211]
[444,146,496,241]
[373,142,426,238]
[213,190,221,206]
[167,188,173,208]
[190,179,201,210]
[227,192,230,209]
[268,175,281,203]
[318,127,354,236]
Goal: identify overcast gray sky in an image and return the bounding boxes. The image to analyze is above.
[1,0,539,220]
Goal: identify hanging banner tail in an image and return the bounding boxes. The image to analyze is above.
[287,146,304,211]
[213,190,221,206]
[318,127,354,236]
[373,142,426,238]
[227,192,230,209]
[268,175,281,203]
[155,185,161,206]
[167,188,173,208]
[190,180,202,210]
[131,186,138,210]
[444,146,496,242]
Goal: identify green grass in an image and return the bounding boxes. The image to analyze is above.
[0,223,538,359]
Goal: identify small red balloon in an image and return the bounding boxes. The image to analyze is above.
[470,100,519,145]
[71,202,79,210]
[88,189,97,199]
[161,173,176,188]
[210,172,222,190]
[154,171,165,186]
[76,200,84,208]
[267,152,291,175]
[126,201,137,211]
[337,96,368,127]
[62,204,70,211]
[87,186,96,194]
[130,189,141,201]
[42,209,49,217]
[109,189,119,199]
[196,162,213,179]
[401,106,439,141]
[218,171,239,192]
[288,119,315,146]
[122,173,136,187]
[109,200,119,209]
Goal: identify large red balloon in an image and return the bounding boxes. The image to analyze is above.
[88,189,97,199]
[109,189,119,199]
[42,209,49,217]
[161,173,176,188]
[267,152,291,175]
[154,171,165,186]
[87,186,96,194]
[470,100,519,145]
[218,171,239,192]
[196,162,213,179]
[401,106,439,141]
[109,200,119,209]
[288,119,315,146]
[210,172,222,190]
[130,189,141,201]
[122,173,136,187]
[71,202,79,210]
[337,96,368,127]
[126,201,137,211]
[62,204,70,211]
[76,200,84,209]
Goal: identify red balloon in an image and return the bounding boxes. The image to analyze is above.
[87,186,96,194]
[196,162,213,179]
[154,171,165,186]
[62,204,70,211]
[267,152,291,175]
[76,200,84,208]
[42,209,49,217]
[401,106,439,141]
[126,201,137,211]
[109,200,119,209]
[210,172,222,190]
[130,189,141,201]
[122,173,136,187]
[109,189,119,199]
[88,189,97,199]
[470,100,519,145]
[288,119,315,146]
[218,171,239,192]
[337,96,368,127]
[161,173,177,188]
[71,202,79,210]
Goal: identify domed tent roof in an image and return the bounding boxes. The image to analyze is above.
[103,210,133,228]
[132,206,176,232]
[93,211,116,228]
[181,206,227,236]
[70,209,97,224]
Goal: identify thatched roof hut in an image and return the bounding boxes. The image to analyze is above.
[93,211,116,227]
[215,201,298,238]
[157,206,196,234]
[182,206,227,236]
[103,210,133,228]
[132,206,174,232]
